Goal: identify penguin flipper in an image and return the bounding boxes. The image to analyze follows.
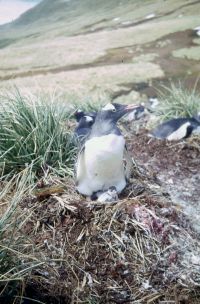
[74,145,86,186]
[123,145,133,180]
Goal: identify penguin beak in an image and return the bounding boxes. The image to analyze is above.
[125,104,141,110]
[124,104,143,112]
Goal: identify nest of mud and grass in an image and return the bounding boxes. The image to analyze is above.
[1,165,200,304]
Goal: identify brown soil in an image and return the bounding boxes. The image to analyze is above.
[127,126,200,232]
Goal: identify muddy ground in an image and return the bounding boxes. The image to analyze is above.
[126,124,200,233]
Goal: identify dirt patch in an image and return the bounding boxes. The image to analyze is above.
[127,127,200,232]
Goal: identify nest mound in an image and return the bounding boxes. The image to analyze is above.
[14,170,200,304]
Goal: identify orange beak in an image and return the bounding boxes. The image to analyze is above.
[125,104,142,111]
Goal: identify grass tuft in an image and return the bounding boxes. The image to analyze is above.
[0,90,76,178]
[0,170,45,304]
[155,82,200,121]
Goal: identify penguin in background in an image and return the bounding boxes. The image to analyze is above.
[73,109,96,143]
[149,114,200,141]
[75,102,140,197]
[123,105,145,121]
[74,109,96,123]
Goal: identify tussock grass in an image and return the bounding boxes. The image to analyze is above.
[155,82,200,121]
[0,90,75,178]
[67,92,109,116]
[0,170,45,303]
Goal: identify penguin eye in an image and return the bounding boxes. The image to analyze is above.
[112,108,116,112]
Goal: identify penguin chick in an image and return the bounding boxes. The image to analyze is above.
[75,102,140,197]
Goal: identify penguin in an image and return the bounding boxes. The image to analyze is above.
[193,26,200,37]
[146,96,159,113]
[74,109,96,143]
[149,115,200,141]
[149,96,159,109]
[74,109,85,122]
[123,105,145,121]
[74,109,96,123]
[75,102,140,197]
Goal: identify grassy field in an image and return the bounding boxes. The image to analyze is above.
[0,0,200,99]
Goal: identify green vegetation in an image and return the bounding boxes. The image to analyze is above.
[0,90,75,178]
[155,82,200,121]
[0,171,42,303]
[69,93,107,114]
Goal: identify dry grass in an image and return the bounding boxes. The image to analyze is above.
[0,62,164,98]
[1,169,199,303]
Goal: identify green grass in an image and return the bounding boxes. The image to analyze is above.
[0,170,45,304]
[0,90,76,178]
[155,82,200,121]
[68,94,106,115]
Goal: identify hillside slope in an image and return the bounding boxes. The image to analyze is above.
[0,0,200,98]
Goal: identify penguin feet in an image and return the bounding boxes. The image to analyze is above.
[90,187,119,204]
[97,187,118,204]
[90,191,102,201]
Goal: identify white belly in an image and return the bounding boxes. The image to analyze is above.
[167,122,190,141]
[76,134,126,196]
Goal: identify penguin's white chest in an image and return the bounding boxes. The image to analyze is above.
[76,134,126,195]
[85,134,125,174]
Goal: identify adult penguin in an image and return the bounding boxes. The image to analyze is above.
[149,115,200,140]
[74,109,96,123]
[75,102,139,197]
[74,110,96,143]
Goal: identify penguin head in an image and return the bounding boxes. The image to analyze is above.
[98,103,141,123]
[78,115,95,128]
[74,109,97,122]
[124,105,145,121]
[74,109,85,122]
[74,114,96,139]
